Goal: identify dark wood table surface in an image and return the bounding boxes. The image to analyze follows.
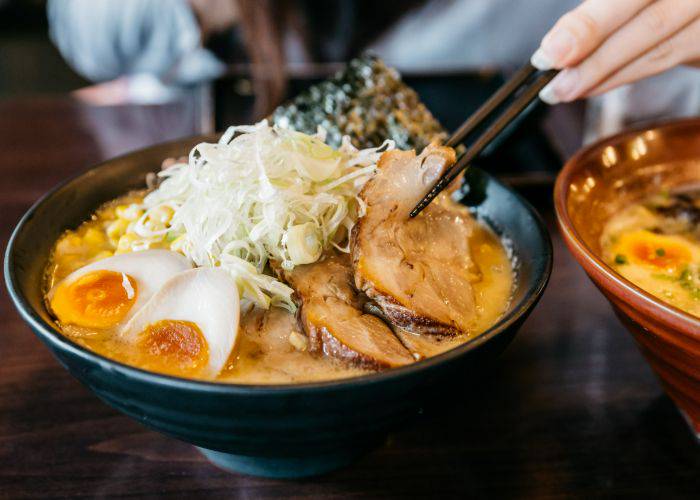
[1,97,698,499]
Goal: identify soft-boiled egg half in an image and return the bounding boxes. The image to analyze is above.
[612,229,696,273]
[607,228,700,316]
[49,250,241,378]
[48,250,192,329]
[120,268,240,378]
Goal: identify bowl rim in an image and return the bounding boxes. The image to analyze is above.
[554,117,700,336]
[5,135,553,395]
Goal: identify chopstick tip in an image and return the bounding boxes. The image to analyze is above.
[409,205,423,218]
[410,180,444,217]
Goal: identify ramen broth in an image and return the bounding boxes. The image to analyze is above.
[46,192,514,384]
[601,188,700,318]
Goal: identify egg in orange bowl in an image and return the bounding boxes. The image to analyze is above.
[601,203,700,318]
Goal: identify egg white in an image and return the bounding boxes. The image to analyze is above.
[48,250,192,325]
[120,267,240,377]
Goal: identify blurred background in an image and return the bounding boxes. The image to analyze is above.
[8,0,699,185]
[0,0,578,184]
[0,1,83,94]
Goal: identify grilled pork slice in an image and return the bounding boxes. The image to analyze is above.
[362,301,450,360]
[351,144,479,336]
[280,253,414,370]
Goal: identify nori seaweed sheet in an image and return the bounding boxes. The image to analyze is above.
[271,55,448,151]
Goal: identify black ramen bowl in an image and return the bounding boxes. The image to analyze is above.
[5,136,552,478]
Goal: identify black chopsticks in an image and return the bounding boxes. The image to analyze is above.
[409,63,559,218]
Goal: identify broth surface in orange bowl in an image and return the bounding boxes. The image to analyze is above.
[555,118,700,439]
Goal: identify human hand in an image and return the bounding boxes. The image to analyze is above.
[531,0,700,104]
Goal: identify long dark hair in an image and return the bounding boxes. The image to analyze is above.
[235,0,425,117]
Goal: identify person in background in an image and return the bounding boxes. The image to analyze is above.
[48,0,700,143]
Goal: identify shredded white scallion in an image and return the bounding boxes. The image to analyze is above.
[135,120,393,310]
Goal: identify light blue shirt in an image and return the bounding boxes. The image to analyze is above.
[47,0,223,85]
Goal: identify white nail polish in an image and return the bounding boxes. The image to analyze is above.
[539,82,560,105]
[531,48,555,71]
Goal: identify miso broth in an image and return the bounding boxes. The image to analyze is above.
[601,188,700,318]
[46,192,514,384]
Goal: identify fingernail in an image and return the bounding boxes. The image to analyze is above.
[540,27,576,66]
[539,82,559,105]
[539,69,578,105]
[531,48,554,70]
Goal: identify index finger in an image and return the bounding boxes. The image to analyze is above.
[532,0,654,70]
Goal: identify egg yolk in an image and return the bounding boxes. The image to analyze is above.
[138,320,209,375]
[50,270,138,328]
[618,230,692,271]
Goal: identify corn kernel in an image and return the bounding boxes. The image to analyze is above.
[83,227,106,247]
[101,207,116,219]
[106,219,129,243]
[66,234,82,247]
[56,234,82,254]
[289,331,308,351]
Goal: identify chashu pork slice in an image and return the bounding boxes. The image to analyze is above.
[351,144,479,336]
[279,253,414,370]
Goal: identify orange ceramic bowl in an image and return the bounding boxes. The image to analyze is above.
[555,118,700,440]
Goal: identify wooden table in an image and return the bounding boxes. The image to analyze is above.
[1,97,698,499]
